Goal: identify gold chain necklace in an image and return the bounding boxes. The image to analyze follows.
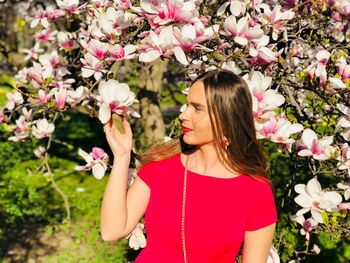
[182,155,189,263]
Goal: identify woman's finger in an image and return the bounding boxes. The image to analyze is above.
[122,118,132,136]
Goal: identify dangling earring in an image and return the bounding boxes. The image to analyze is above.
[223,136,230,150]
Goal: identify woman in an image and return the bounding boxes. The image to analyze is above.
[100,69,278,262]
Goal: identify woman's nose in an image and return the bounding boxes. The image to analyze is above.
[178,104,188,121]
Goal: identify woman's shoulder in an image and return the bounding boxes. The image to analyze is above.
[138,153,180,171]
[239,174,273,192]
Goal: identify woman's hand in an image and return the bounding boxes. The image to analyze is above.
[103,115,133,158]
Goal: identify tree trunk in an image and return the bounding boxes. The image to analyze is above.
[136,59,168,149]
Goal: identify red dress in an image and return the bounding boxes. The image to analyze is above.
[134,153,278,263]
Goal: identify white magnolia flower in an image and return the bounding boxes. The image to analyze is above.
[34,146,46,158]
[337,182,350,201]
[126,223,147,250]
[294,177,342,223]
[32,118,55,139]
[290,214,318,240]
[267,246,280,263]
[98,79,140,124]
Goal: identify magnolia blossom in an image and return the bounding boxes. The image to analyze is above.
[267,246,280,263]
[296,129,335,160]
[34,146,46,158]
[32,118,55,139]
[66,86,85,104]
[257,4,295,40]
[305,50,331,87]
[139,26,188,65]
[337,181,350,201]
[57,32,79,50]
[291,214,318,240]
[35,29,57,43]
[108,44,137,61]
[221,15,266,46]
[294,177,342,223]
[97,7,131,36]
[126,223,147,250]
[336,57,350,82]
[81,53,107,80]
[217,0,250,17]
[30,8,65,28]
[22,43,44,60]
[76,147,109,179]
[243,71,285,119]
[54,88,67,110]
[38,89,53,104]
[98,79,140,124]
[8,116,31,142]
[5,91,24,110]
[335,104,350,141]
[139,0,198,28]
[82,39,109,61]
[337,143,350,176]
[56,0,80,14]
[256,115,303,152]
[39,51,70,78]
[22,107,32,121]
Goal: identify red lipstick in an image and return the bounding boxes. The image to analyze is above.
[182,127,192,134]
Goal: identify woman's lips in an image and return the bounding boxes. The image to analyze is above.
[182,127,192,134]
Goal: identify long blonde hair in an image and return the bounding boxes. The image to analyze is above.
[137,69,270,182]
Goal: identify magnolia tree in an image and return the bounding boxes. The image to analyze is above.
[1,0,350,261]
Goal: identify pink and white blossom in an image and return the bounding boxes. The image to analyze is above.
[22,107,32,121]
[290,214,318,240]
[256,115,303,152]
[32,118,55,139]
[294,177,342,223]
[34,146,46,158]
[8,116,31,142]
[35,29,57,43]
[54,88,67,110]
[57,32,79,50]
[21,43,44,61]
[82,39,109,61]
[108,44,137,61]
[38,89,53,104]
[296,129,335,160]
[56,0,80,14]
[337,143,350,176]
[76,147,109,179]
[337,181,350,201]
[97,7,131,36]
[5,91,24,110]
[81,53,107,81]
[335,104,350,141]
[98,79,140,124]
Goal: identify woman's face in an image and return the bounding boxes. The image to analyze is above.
[179,80,214,146]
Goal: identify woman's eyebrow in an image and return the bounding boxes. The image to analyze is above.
[187,101,205,108]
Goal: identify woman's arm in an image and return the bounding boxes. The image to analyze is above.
[100,117,150,242]
[241,223,276,263]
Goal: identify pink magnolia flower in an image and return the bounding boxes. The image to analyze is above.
[30,8,65,28]
[294,177,342,223]
[98,79,140,124]
[28,62,46,87]
[256,115,303,152]
[172,22,218,52]
[56,0,80,14]
[32,118,55,139]
[81,53,107,81]
[97,7,131,36]
[221,15,266,46]
[38,89,53,104]
[305,50,331,86]
[0,109,4,123]
[54,88,67,110]
[76,147,109,179]
[21,43,44,61]
[82,39,109,61]
[35,29,56,43]
[126,223,147,250]
[34,146,46,158]
[139,0,198,28]
[139,26,188,65]
[257,4,295,40]
[22,107,32,121]
[336,57,350,82]
[290,214,318,240]
[243,71,285,118]
[337,143,350,177]
[339,202,350,211]
[66,86,85,104]
[39,51,70,77]
[296,129,335,160]
[57,32,79,50]
[5,91,24,110]
[108,44,137,61]
[8,116,32,142]
[335,104,350,141]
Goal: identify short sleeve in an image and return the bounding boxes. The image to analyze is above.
[137,163,154,189]
[245,183,278,231]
